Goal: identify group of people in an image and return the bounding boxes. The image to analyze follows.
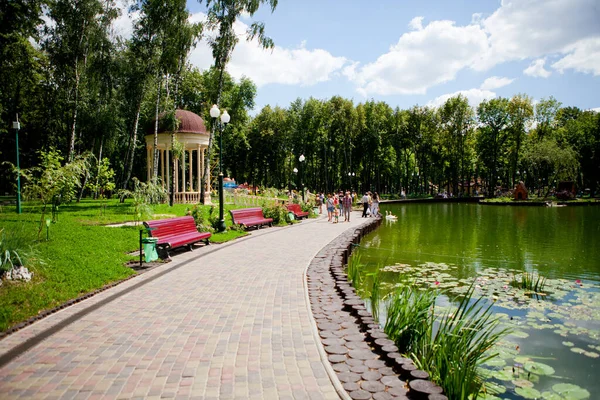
[360,191,380,218]
[314,190,381,223]
[315,191,356,223]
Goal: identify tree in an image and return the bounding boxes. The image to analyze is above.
[477,97,510,193]
[199,0,278,203]
[21,149,90,238]
[44,0,105,161]
[439,95,474,194]
[507,94,534,187]
[534,96,562,141]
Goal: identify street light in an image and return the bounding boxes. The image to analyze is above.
[13,115,21,214]
[210,105,230,232]
[299,154,305,201]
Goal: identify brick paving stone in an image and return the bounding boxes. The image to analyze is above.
[0,213,371,399]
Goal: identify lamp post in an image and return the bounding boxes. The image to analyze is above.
[293,168,298,192]
[210,105,230,232]
[13,116,22,214]
[299,154,305,201]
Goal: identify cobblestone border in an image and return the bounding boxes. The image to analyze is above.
[307,217,448,400]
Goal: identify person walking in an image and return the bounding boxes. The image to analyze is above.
[360,192,369,218]
[343,191,353,222]
[326,194,335,222]
[371,192,380,217]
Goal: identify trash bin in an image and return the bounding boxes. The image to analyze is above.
[288,212,295,222]
[141,237,159,263]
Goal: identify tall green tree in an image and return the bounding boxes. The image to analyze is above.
[477,97,510,193]
[199,0,278,203]
[507,94,534,187]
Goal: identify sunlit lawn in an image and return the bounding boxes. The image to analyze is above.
[0,198,248,332]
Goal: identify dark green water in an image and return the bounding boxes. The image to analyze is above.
[361,203,600,282]
[353,203,600,399]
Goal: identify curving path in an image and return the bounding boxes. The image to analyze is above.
[0,212,371,399]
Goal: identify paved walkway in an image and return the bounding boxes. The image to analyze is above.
[0,212,371,399]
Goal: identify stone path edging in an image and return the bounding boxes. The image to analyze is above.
[307,217,448,400]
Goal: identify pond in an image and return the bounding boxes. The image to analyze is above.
[351,203,600,400]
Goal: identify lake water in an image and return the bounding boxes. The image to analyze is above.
[352,203,600,399]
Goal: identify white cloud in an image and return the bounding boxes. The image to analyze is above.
[480,76,514,90]
[187,14,347,87]
[589,107,600,113]
[408,16,424,31]
[479,0,600,68]
[427,88,496,109]
[552,37,600,76]
[112,0,139,39]
[524,59,552,78]
[346,0,600,96]
[350,20,489,96]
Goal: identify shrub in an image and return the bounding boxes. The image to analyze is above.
[261,203,288,224]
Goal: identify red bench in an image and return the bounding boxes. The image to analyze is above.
[144,216,211,258]
[230,207,273,229]
[287,203,309,219]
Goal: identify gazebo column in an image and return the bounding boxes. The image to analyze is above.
[181,152,186,202]
[166,149,170,194]
[160,149,165,188]
[188,149,193,192]
[174,159,179,193]
[197,145,201,195]
[146,146,151,182]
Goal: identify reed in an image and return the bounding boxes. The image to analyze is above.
[510,271,547,292]
[347,254,362,286]
[384,285,435,353]
[385,283,510,399]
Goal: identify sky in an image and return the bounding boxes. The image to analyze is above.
[117,0,600,114]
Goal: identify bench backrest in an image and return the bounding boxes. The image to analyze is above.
[230,207,265,224]
[287,204,302,214]
[144,216,198,237]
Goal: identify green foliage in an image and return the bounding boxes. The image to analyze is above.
[347,254,362,287]
[118,177,167,223]
[261,203,288,225]
[510,272,547,293]
[384,284,510,399]
[384,284,436,353]
[0,229,24,273]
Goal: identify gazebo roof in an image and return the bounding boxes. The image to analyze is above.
[154,109,208,135]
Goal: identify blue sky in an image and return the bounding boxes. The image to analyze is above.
[124,0,600,112]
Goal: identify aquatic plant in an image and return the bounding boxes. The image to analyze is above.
[347,254,362,286]
[384,284,436,353]
[415,284,511,399]
[367,268,382,323]
[510,272,547,293]
[385,283,510,399]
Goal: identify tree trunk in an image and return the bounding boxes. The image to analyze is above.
[122,95,143,191]
[152,75,162,182]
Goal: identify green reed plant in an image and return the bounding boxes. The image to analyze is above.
[367,268,381,323]
[384,285,436,353]
[510,272,547,292]
[347,254,362,286]
[412,284,510,400]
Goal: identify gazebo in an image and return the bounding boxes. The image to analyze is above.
[144,109,212,204]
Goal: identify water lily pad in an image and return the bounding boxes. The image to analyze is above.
[515,387,542,399]
[562,341,574,347]
[514,356,532,364]
[552,383,590,399]
[477,394,502,400]
[492,367,515,381]
[484,381,506,395]
[509,330,530,338]
[570,347,586,354]
[523,361,555,376]
[483,357,506,367]
[583,351,599,358]
[541,391,564,400]
[512,379,534,388]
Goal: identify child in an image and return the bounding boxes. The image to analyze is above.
[333,207,339,223]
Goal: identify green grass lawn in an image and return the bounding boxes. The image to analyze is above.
[0,198,248,332]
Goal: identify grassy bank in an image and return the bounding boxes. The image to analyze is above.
[0,199,248,332]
